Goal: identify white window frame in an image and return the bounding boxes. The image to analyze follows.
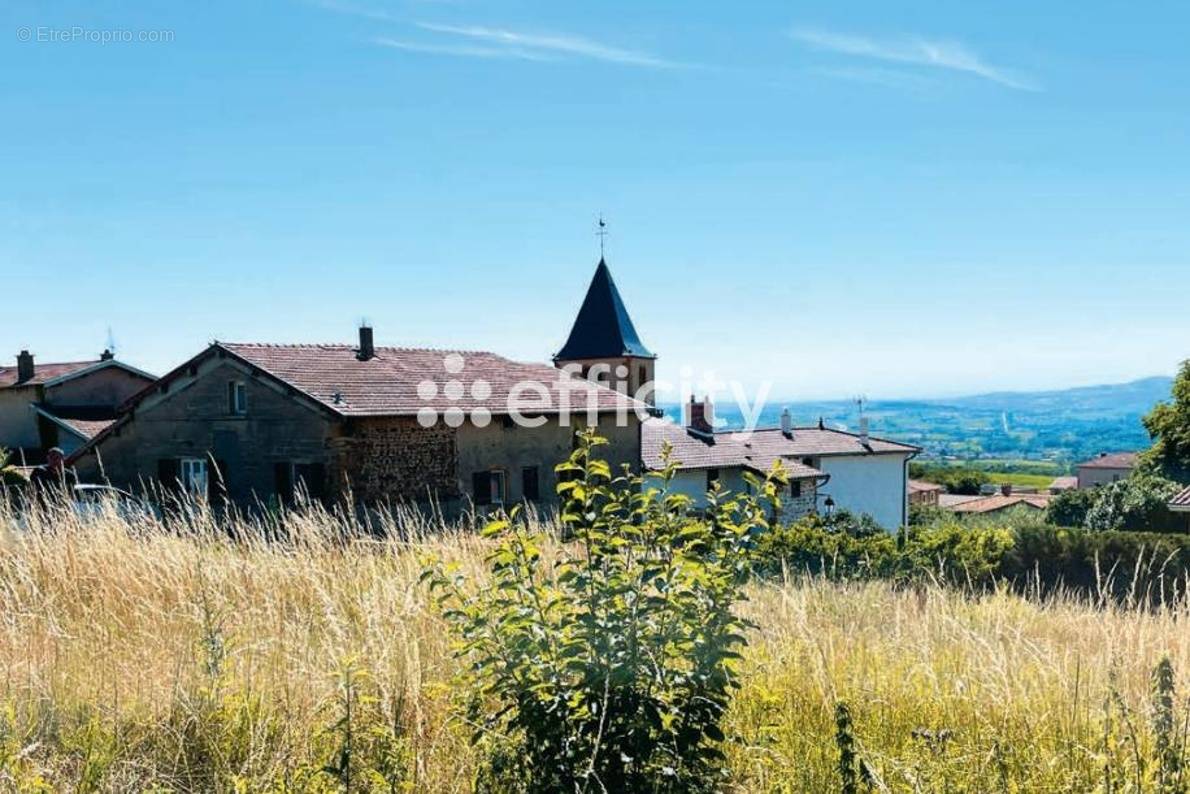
[230,381,247,416]
[181,458,208,494]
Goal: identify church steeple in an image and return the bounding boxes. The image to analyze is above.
[555,259,654,362]
[555,258,656,406]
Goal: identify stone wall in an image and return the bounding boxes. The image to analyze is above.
[332,417,458,505]
[76,358,337,503]
[46,366,151,406]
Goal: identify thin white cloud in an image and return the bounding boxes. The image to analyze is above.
[415,22,683,68]
[791,27,1039,91]
[808,65,937,92]
[373,37,551,61]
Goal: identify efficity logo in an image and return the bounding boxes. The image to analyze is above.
[415,353,494,428]
[414,353,776,434]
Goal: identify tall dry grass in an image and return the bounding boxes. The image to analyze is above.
[0,495,1186,791]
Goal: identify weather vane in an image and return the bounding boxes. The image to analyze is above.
[596,214,608,260]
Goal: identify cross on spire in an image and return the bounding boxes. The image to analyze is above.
[596,214,608,260]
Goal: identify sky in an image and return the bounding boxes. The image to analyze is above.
[3,0,1189,401]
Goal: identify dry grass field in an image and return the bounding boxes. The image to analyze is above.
[0,498,1187,792]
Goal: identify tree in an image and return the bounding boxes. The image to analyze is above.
[1141,360,1190,483]
[1084,472,1181,532]
[1044,488,1097,528]
[423,431,783,793]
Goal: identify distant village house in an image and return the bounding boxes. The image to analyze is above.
[0,350,154,463]
[1075,451,1138,488]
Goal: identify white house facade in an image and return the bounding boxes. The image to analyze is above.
[642,402,918,530]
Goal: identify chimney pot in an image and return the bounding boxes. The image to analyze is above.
[16,350,34,383]
[858,416,870,445]
[1001,483,1012,496]
[780,407,793,437]
[357,325,375,361]
[100,349,114,361]
[686,395,714,434]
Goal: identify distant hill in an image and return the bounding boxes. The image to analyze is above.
[659,375,1172,464]
[933,376,1174,417]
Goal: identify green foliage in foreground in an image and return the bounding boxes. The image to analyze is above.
[1142,359,1190,483]
[423,431,784,793]
[757,515,1190,603]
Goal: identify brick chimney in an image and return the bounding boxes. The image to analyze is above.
[357,325,375,361]
[15,350,34,383]
[1001,483,1013,496]
[686,395,714,434]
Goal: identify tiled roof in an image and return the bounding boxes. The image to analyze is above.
[0,360,99,389]
[32,404,118,440]
[1078,452,1139,470]
[1048,476,1078,491]
[939,494,983,508]
[950,494,1052,514]
[908,479,944,493]
[221,342,649,417]
[1169,485,1190,510]
[555,260,654,360]
[642,418,916,478]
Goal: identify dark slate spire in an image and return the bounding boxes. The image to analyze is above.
[555,259,655,361]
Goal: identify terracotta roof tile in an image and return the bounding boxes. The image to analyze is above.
[0,360,99,389]
[220,343,649,417]
[1078,452,1139,469]
[642,418,916,478]
[908,479,945,493]
[950,494,1052,514]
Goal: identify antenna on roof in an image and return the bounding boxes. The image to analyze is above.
[105,326,118,358]
[596,214,608,260]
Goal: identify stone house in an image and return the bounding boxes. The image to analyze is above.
[0,350,155,463]
[70,259,658,511]
[1075,451,1138,488]
[643,402,920,529]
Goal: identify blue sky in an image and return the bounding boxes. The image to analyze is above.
[3,0,1189,400]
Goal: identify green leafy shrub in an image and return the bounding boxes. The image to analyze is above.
[1044,488,1098,527]
[757,515,1190,603]
[423,431,782,793]
[1084,472,1181,532]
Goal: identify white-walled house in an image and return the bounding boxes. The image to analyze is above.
[642,402,919,530]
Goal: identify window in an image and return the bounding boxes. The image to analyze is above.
[276,462,327,503]
[790,480,802,498]
[522,466,540,501]
[490,470,507,505]
[228,380,247,415]
[706,468,720,489]
[472,470,507,506]
[181,458,208,494]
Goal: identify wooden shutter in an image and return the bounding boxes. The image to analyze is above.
[157,458,180,492]
[472,471,492,506]
[295,463,327,503]
[522,466,539,501]
[274,462,293,503]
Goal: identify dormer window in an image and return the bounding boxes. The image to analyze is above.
[228,381,247,415]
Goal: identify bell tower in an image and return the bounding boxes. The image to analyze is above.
[554,258,656,405]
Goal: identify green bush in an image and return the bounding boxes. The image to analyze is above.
[423,432,783,793]
[757,515,1190,604]
[1045,488,1097,527]
[1084,472,1181,532]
